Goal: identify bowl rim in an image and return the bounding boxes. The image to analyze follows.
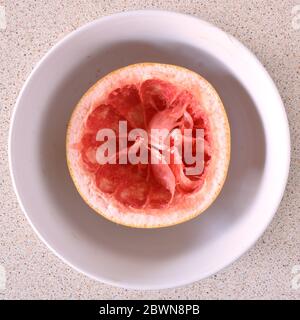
[8,9,291,290]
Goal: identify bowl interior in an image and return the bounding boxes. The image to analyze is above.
[10,11,289,289]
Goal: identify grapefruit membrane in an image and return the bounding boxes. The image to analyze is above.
[66,63,230,228]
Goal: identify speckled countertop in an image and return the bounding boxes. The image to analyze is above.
[0,0,299,299]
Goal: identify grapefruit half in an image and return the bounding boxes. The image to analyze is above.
[66,63,230,228]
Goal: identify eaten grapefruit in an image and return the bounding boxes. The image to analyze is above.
[66,63,230,228]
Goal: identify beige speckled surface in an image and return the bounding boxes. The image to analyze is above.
[0,0,299,299]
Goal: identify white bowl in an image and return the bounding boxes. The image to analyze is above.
[9,10,290,289]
